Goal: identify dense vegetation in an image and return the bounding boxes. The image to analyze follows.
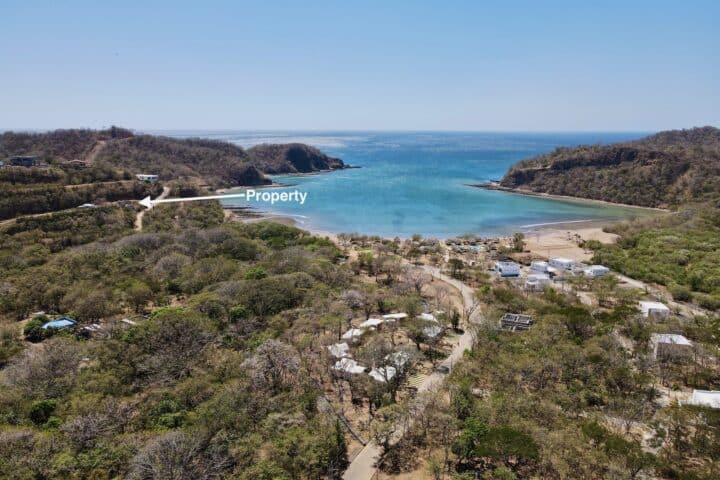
[0,203,360,478]
[501,127,720,208]
[590,202,720,309]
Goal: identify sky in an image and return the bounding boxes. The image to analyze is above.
[1,1,718,131]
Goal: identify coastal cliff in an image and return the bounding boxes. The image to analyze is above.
[498,126,720,208]
[247,143,346,174]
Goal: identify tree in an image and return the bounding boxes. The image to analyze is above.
[370,404,406,451]
[242,339,301,394]
[448,258,465,279]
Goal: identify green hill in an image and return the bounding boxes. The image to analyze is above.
[500,126,720,208]
[1,128,346,188]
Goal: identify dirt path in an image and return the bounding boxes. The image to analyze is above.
[343,266,481,480]
[134,186,169,231]
[84,140,107,164]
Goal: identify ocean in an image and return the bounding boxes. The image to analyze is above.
[161,131,651,238]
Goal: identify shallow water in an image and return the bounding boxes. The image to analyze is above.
[163,131,652,237]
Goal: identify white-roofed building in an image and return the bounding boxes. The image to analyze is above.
[583,265,610,277]
[383,313,408,321]
[530,260,549,273]
[639,301,670,319]
[423,324,442,338]
[549,257,576,271]
[418,312,438,323]
[327,342,351,358]
[651,334,693,360]
[495,261,520,277]
[525,273,551,291]
[358,317,385,329]
[385,351,410,368]
[688,390,720,409]
[341,328,365,340]
[333,358,367,375]
[369,366,397,382]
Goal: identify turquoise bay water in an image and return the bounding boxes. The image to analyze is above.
[165,131,651,238]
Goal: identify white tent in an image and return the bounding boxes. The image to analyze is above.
[333,358,367,374]
[382,313,408,321]
[369,366,397,382]
[341,328,365,340]
[423,324,442,338]
[418,312,438,322]
[385,351,410,368]
[327,342,350,358]
[358,317,385,329]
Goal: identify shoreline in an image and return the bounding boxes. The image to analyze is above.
[467,182,670,212]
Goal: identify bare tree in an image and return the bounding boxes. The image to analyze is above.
[242,339,301,394]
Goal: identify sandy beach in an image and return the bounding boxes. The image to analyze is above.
[522,219,620,262]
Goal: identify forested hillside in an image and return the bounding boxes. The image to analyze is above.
[500,127,720,208]
[1,128,346,189]
[247,143,346,174]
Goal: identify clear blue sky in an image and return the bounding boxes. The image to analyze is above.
[1,1,718,131]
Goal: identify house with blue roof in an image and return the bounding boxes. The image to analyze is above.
[41,317,77,330]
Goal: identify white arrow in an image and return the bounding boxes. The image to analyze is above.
[138,193,249,210]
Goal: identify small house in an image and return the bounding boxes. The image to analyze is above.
[530,260,549,273]
[639,301,670,319]
[583,265,610,277]
[327,342,351,358]
[688,390,720,409]
[525,273,551,291]
[383,313,408,321]
[500,313,534,331]
[135,174,159,183]
[41,316,77,330]
[651,333,693,360]
[549,257,576,271]
[8,155,39,167]
[495,261,520,277]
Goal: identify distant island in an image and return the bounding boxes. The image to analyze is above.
[481,126,720,209]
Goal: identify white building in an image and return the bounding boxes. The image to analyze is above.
[358,317,385,329]
[495,261,520,277]
[530,260,549,273]
[688,390,720,409]
[423,324,442,338]
[333,358,367,375]
[583,265,610,277]
[418,312,438,323]
[525,273,552,291]
[549,257,576,271]
[135,174,159,183]
[651,334,693,360]
[341,328,365,340]
[383,313,408,321]
[639,301,670,319]
[327,342,350,358]
[369,366,397,382]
